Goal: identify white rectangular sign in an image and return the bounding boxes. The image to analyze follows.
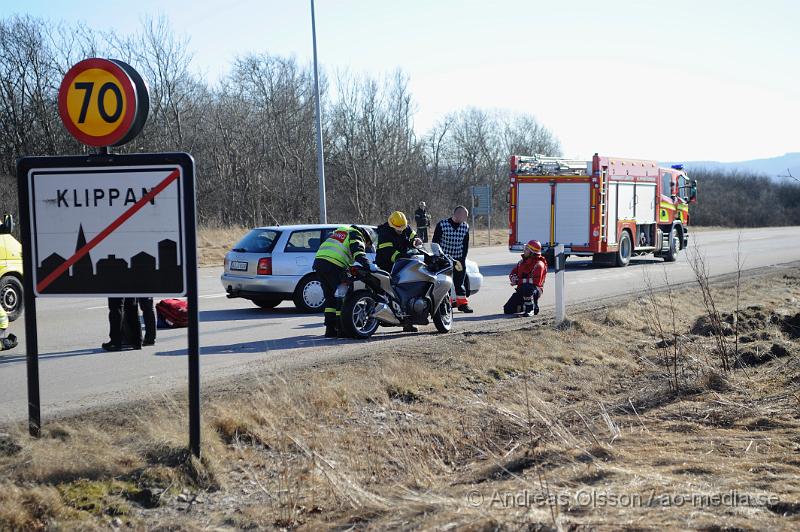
[28,165,186,297]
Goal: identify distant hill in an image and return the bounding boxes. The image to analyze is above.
[662,152,800,181]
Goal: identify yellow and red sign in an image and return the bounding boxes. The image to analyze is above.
[58,58,149,147]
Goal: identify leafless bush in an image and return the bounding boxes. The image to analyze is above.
[688,247,731,372]
[0,15,561,230]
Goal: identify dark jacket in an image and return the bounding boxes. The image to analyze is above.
[375,222,416,272]
[414,208,431,228]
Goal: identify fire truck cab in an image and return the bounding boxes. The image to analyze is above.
[508,153,697,266]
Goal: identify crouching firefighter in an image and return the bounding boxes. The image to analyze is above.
[313,225,376,338]
[503,240,547,317]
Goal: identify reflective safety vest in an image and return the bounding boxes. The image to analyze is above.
[0,307,8,331]
[315,226,367,268]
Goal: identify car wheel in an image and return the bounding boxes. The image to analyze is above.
[252,297,282,309]
[0,275,23,321]
[293,274,326,313]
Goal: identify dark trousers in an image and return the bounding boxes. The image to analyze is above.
[417,226,429,243]
[503,285,541,314]
[313,259,345,331]
[108,298,142,347]
[138,298,156,343]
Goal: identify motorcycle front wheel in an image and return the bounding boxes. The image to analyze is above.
[432,297,453,333]
[341,289,380,339]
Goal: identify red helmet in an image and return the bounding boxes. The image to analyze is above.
[525,240,542,254]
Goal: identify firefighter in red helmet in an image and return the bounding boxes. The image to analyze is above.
[503,240,548,317]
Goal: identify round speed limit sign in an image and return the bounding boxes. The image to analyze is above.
[58,58,149,147]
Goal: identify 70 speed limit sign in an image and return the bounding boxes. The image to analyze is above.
[57,58,149,147]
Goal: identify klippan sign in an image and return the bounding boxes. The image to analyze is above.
[24,161,187,297]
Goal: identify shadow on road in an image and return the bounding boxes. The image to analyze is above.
[199,307,312,322]
[0,347,108,364]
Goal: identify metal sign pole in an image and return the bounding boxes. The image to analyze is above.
[17,164,40,437]
[183,159,201,458]
[487,183,491,246]
[470,191,475,244]
[554,244,566,325]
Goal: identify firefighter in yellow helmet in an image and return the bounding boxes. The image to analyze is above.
[375,211,424,332]
[375,211,422,273]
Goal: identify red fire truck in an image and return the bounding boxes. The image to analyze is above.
[508,153,697,266]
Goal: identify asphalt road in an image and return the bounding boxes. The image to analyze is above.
[1,227,799,423]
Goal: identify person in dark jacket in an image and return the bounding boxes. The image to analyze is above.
[414,202,431,243]
[375,211,422,273]
[432,205,473,313]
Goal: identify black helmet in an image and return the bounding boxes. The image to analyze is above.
[352,225,373,245]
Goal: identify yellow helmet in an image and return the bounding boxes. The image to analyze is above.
[388,211,408,230]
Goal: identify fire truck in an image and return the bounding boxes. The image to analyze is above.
[508,153,697,266]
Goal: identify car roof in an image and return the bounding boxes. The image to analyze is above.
[250,224,376,231]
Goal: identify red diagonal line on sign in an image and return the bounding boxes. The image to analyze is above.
[36,168,181,294]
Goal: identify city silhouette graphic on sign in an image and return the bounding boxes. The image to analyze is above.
[37,225,183,294]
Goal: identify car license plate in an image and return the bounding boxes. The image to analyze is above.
[230,261,248,271]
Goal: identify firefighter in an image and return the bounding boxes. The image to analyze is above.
[432,205,473,312]
[375,211,422,272]
[414,202,431,243]
[314,225,375,338]
[503,240,547,317]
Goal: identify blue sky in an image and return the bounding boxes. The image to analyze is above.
[3,0,798,162]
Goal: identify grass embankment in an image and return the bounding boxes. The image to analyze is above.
[2,268,800,529]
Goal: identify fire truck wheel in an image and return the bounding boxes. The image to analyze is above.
[662,227,680,262]
[615,231,632,267]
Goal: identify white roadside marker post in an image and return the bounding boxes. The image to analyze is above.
[554,244,566,326]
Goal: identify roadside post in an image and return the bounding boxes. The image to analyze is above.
[17,58,202,457]
[471,184,491,244]
[554,244,566,325]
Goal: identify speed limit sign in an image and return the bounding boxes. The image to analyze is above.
[57,58,149,147]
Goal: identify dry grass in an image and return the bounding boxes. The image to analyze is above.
[2,269,800,529]
[197,225,247,267]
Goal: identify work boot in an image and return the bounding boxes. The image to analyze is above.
[403,324,418,333]
[143,337,155,347]
[324,326,339,338]
[458,304,474,313]
[534,305,540,315]
[101,341,123,352]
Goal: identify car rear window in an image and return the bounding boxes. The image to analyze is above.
[232,229,281,253]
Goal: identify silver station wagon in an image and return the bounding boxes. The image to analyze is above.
[221,224,484,312]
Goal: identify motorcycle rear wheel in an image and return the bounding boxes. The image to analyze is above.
[341,289,380,339]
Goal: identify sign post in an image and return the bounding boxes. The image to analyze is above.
[471,184,491,244]
[554,244,566,325]
[17,58,202,457]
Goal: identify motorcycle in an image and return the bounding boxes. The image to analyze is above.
[337,243,455,339]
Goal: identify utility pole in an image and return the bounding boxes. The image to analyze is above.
[311,0,327,223]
